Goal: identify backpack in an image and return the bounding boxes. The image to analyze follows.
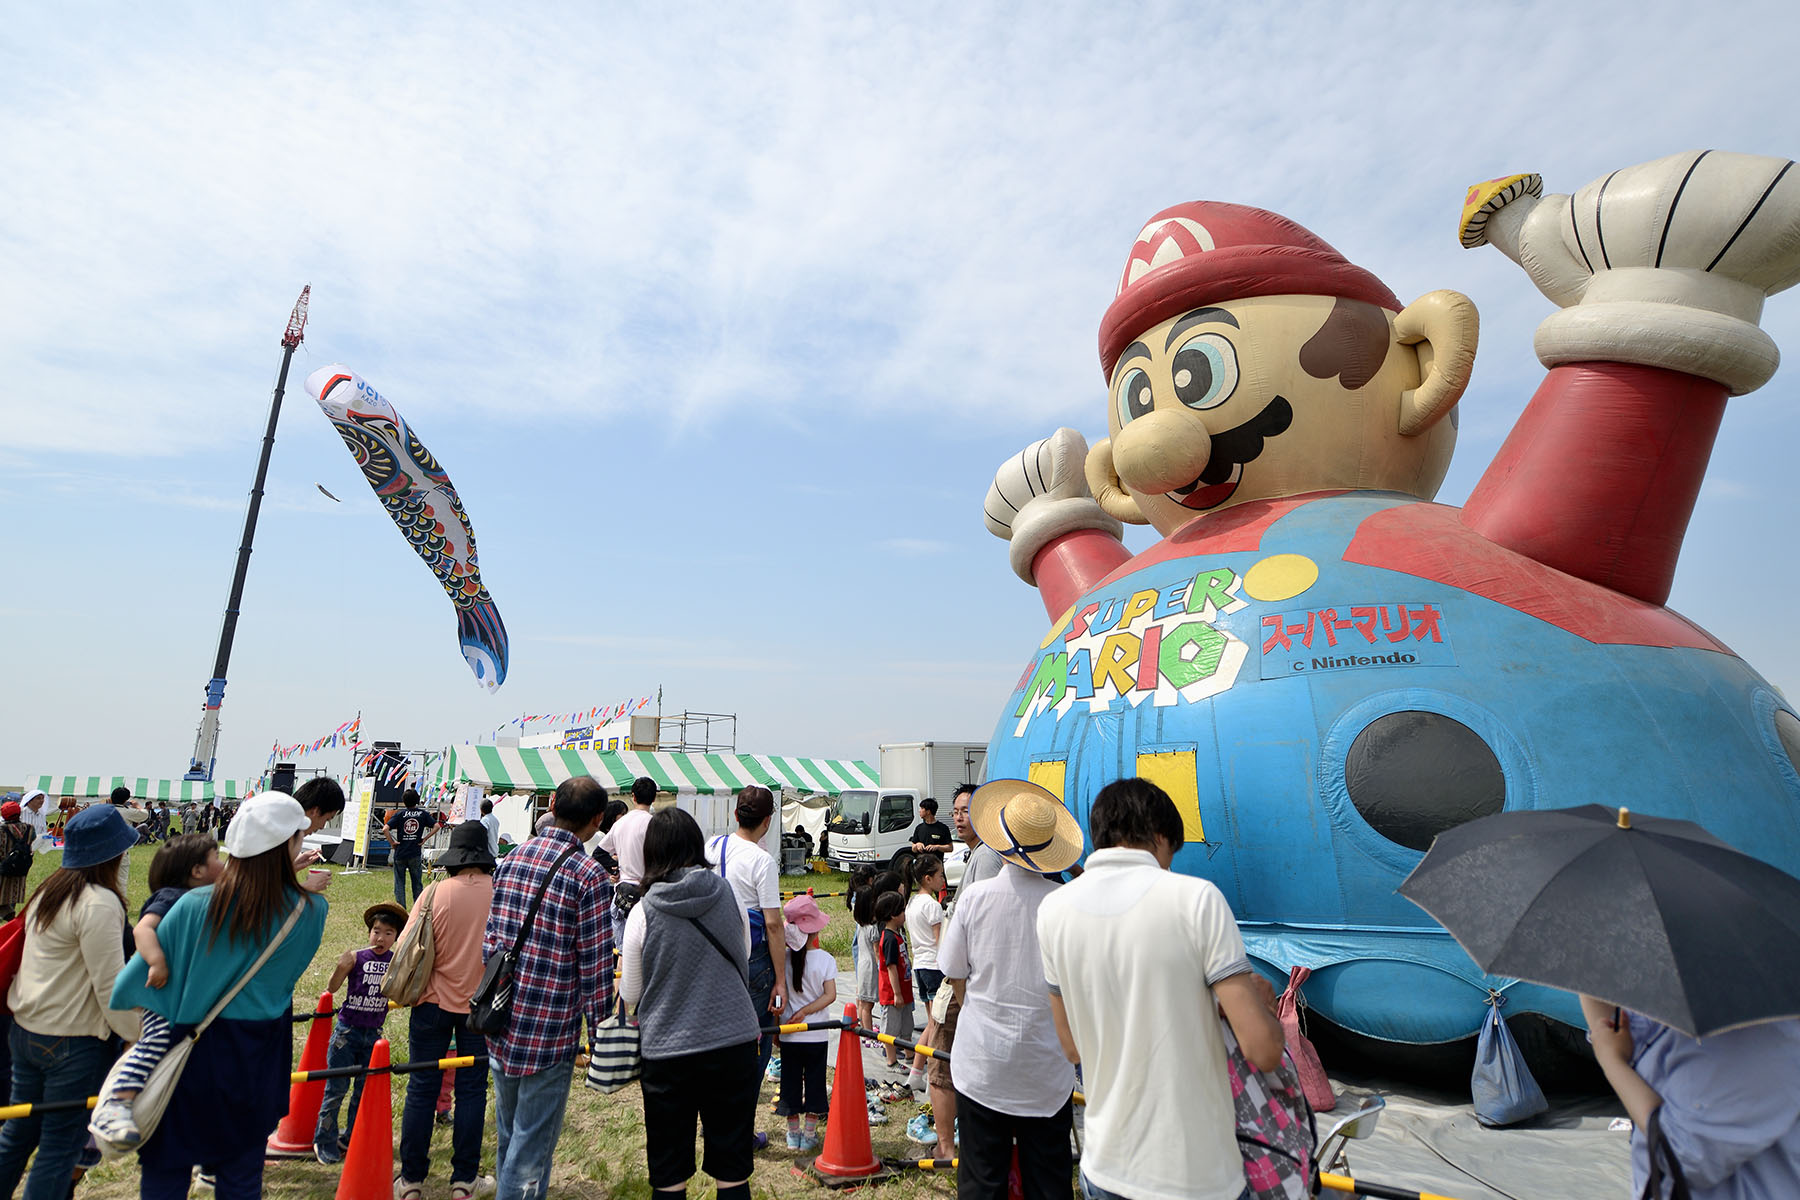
[0,827,32,878]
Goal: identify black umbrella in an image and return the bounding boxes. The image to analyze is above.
[1398,804,1800,1037]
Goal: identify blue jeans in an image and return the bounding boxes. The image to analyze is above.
[400,1003,488,1184]
[748,942,776,1076]
[491,1059,574,1200]
[393,854,423,905]
[0,1024,112,1200]
[314,1021,383,1153]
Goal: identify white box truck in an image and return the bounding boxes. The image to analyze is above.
[824,741,987,871]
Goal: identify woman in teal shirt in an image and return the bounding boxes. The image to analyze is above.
[111,794,328,1200]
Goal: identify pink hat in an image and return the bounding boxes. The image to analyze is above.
[784,893,830,934]
[1098,201,1401,379]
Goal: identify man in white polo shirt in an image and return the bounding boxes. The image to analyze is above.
[598,776,657,944]
[939,780,1082,1200]
[1037,776,1284,1200]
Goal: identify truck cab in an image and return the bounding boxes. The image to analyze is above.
[825,787,921,870]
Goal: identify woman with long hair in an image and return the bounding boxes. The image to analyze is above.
[0,806,142,1200]
[109,793,328,1200]
[617,808,761,1200]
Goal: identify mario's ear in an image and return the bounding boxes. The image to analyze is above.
[1393,290,1479,437]
[1085,437,1149,525]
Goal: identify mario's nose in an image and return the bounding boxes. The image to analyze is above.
[1112,410,1211,496]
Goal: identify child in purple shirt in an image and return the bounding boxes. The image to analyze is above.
[313,903,406,1164]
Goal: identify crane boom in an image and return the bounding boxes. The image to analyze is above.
[185,286,311,783]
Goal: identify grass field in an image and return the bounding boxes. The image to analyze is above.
[18,845,951,1200]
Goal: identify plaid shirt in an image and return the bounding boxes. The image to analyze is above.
[483,828,614,1076]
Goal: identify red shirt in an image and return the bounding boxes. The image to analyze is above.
[876,926,912,1006]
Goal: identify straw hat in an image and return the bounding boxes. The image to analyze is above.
[969,779,1084,874]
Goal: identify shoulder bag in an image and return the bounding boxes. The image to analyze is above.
[468,843,580,1036]
[380,883,438,1006]
[92,897,308,1159]
[586,897,744,1093]
[1222,1019,1317,1200]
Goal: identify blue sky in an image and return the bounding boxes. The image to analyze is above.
[5,1,1799,786]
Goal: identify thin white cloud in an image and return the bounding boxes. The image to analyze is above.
[8,2,1797,460]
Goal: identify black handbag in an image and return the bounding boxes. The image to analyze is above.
[468,843,580,1036]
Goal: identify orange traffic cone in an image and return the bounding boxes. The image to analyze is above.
[267,992,334,1158]
[808,1004,893,1186]
[334,1037,393,1200]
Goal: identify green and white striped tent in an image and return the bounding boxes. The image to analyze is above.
[437,746,877,797]
[28,776,256,802]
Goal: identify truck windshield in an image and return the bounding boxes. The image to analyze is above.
[829,790,875,835]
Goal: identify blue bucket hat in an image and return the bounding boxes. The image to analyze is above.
[62,805,139,870]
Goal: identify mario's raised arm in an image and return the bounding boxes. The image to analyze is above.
[984,428,1130,621]
[1460,151,1800,604]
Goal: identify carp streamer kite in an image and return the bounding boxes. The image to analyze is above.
[305,365,509,690]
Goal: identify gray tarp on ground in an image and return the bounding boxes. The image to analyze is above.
[1328,1071,1632,1199]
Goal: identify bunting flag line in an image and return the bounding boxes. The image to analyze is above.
[470,695,654,743]
[268,716,363,764]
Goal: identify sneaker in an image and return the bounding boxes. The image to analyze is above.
[765,1058,782,1082]
[89,1099,141,1151]
[796,1134,822,1153]
[314,1141,344,1166]
[878,1082,911,1103]
[786,1129,806,1150]
[395,1179,426,1200]
[905,1113,936,1145]
[752,1131,769,1151]
[866,1103,890,1125]
[450,1177,496,1200]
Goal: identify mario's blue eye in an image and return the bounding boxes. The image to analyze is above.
[1171,333,1238,410]
[1116,368,1154,427]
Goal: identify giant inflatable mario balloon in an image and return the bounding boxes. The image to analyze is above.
[983,151,1800,1049]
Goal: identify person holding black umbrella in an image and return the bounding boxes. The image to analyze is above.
[1402,804,1800,1198]
[1578,997,1800,1199]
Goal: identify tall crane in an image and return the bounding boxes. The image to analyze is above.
[184,286,311,783]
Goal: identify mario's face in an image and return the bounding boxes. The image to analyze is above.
[1092,293,1467,538]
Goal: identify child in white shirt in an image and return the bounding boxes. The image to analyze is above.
[776,896,836,1151]
[903,853,946,1093]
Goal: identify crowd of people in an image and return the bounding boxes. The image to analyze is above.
[0,770,1794,1200]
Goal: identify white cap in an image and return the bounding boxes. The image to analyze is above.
[224,793,310,858]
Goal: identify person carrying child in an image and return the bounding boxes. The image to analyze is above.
[874,890,914,1081]
[775,895,836,1151]
[88,832,224,1146]
[313,902,407,1164]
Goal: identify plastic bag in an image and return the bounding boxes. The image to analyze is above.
[1472,992,1548,1127]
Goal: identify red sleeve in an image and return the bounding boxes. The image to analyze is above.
[1030,528,1134,620]
[1461,363,1726,606]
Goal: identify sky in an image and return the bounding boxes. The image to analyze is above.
[5,1,1800,788]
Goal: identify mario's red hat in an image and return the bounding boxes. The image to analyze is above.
[1098,202,1401,379]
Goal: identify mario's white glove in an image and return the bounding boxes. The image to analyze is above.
[1461,150,1800,394]
[984,428,1123,587]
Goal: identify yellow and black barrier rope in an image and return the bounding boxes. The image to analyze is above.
[901,1157,957,1170]
[0,1055,487,1121]
[778,888,850,900]
[290,1053,482,1084]
[0,1096,97,1121]
[1319,1172,1461,1200]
